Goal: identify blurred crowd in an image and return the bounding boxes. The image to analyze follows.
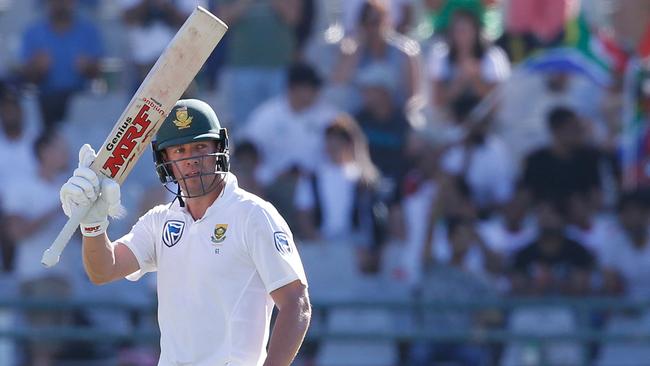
[2,0,650,365]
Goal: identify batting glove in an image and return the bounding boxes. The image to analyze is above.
[60,144,124,237]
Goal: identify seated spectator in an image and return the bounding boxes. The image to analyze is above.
[294,114,387,273]
[565,191,613,259]
[593,190,650,365]
[342,0,415,35]
[440,117,516,217]
[0,131,92,364]
[354,63,412,203]
[120,0,194,89]
[503,201,593,365]
[496,0,576,62]
[407,218,500,366]
[397,131,447,284]
[510,202,595,297]
[427,6,510,120]
[216,0,302,125]
[0,83,39,185]
[498,70,612,164]
[601,190,650,299]
[20,0,104,127]
[478,185,537,263]
[522,106,602,206]
[230,139,264,198]
[241,62,338,186]
[331,0,422,112]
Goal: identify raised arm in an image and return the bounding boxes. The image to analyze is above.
[60,144,140,284]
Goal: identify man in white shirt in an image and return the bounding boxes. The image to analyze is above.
[240,62,338,185]
[60,99,311,366]
[0,84,39,185]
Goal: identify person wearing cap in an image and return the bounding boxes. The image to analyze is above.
[58,99,311,366]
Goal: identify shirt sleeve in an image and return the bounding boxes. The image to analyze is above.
[116,209,159,281]
[245,203,308,293]
[426,42,450,81]
[481,46,511,83]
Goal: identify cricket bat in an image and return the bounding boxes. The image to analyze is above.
[41,6,228,267]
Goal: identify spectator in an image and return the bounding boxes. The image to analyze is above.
[565,191,612,258]
[1,131,77,285]
[0,131,91,364]
[240,62,338,186]
[216,0,303,125]
[440,117,516,216]
[427,6,510,120]
[478,185,537,263]
[342,0,415,35]
[20,0,104,127]
[510,202,595,297]
[120,0,198,89]
[408,217,500,366]
[294,114,387,273]
[498,69,612,163]
[354,62,412,203]
[497,0,578,62]
[397,131,447,284]
[0,83,39,185]
[331,0,422,112]
[593,190,650,365]
[240,62,338,231]
[601,190,650,299]
[522,106,602,206]
[230,139,264,198]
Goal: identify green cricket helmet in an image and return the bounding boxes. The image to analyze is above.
[152,99,229,198]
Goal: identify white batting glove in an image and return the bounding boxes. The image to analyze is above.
[60,144,124,237]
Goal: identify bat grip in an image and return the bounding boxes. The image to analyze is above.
[41,205,91,268]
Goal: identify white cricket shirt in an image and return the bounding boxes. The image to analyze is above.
[118,173,308,366]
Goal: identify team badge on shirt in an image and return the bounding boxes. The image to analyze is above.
[162,220,185,247]
[274,232,292,256]
[211,224,228,244]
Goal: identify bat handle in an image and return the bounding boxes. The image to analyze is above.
[41,205,91,268]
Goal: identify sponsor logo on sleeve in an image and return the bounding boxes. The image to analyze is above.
[162,220,185,247]
[274,231,292,256]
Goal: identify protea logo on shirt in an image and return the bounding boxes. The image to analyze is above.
[274,232,292,256]
[211,224,228,244]
[162,220,185,247]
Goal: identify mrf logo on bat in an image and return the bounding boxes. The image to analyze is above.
[102,98,163,178]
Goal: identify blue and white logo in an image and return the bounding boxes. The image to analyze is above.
[274,231,292,256]
[163,220,185,247]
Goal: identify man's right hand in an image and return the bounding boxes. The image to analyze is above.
[60,144,123,237]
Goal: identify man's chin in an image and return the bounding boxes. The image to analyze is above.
[180,181,219,198]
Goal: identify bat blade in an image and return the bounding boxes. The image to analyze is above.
[42,6,228,268]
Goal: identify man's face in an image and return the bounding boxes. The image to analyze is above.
[288,84,319,111]
[164,140,219,197]
[48,0,75,19]
[40,134,70,173]
[553,118,584,150]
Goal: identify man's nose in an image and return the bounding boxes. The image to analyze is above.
[184,155,200,166]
